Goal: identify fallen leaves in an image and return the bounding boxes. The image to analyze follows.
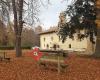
[0,51,100,80]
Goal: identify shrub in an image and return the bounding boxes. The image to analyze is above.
[0,46,31,50]
[0,46,14,50]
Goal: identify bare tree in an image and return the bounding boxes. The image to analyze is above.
[11,0,23,57]
[21,28,38,47]
[0,0,40,57]
[6,22,15,46]
[0,20,7,46]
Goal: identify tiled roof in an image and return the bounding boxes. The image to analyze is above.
[39,27,58,35]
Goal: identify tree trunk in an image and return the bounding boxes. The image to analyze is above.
[18,0,24,34]
[16,0,24,57]
[92,0,100,57]
[93,28,100,57]
[15,35,22,57]
[12,0,22,57]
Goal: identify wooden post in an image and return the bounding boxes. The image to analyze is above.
[57,52,60,74]
[4,52,6,59]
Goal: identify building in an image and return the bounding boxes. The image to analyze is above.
[39,1,100,54]
[39,27,95,54]
[39,10,96,54]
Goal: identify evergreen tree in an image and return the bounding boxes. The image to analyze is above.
[58,0,97,44]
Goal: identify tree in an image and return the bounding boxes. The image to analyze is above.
[0,0,40,57]
[95,0,100,57]
[0,20,8,46]
[6,22,15,46]
[58,0,100,56]
[21,27,39,47]
[11,0,24,57]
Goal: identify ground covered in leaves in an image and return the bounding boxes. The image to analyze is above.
[0,50,100,80]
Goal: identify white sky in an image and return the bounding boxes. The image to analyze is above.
[37,0,72,30]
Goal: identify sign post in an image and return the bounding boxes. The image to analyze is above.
[57,51,61,74]
[58,55,60,73]
[29,47,43,61]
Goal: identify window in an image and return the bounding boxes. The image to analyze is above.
[57,45,60,48]
[59,36,60,41]
[47,44,49,49]
[51,37,53,41]
[44,38,45,41]
[53,44,57,50]
[69,44,71,48]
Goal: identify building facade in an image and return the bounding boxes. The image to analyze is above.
[39,28,94,54]
[39,1,99,54]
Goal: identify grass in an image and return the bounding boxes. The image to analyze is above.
[41,55,65,60]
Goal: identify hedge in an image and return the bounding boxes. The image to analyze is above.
[0,46,31,50]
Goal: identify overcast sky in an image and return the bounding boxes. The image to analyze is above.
[37,0,72,30]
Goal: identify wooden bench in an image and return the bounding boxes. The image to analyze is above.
[0,51,11,62]
[34,49,68,73]
[38,57,68,72]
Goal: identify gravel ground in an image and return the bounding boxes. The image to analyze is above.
[0,50,100,80]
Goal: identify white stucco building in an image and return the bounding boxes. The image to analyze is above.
[39,27,95,54]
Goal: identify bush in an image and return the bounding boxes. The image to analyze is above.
[21,46,31,49]
[0,46,14,50]
[0,46,31,50]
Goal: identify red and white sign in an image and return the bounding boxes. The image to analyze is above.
[29,47,43,61]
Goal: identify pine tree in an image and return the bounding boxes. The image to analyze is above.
[58,0,100,56]
[58,0,97,43]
